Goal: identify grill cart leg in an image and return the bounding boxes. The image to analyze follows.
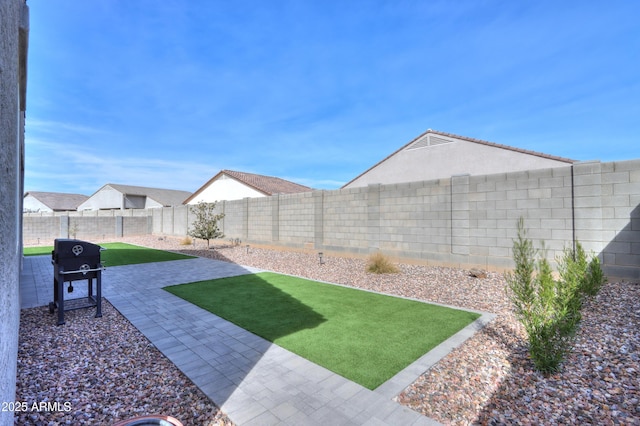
[95,271,102,318]
[50,278,59,314]
[56,271,65,325]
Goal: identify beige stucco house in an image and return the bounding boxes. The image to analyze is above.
[343,129,575,189]
[78,184,191,211]
[23,191,88,212]
[184,170,313,204]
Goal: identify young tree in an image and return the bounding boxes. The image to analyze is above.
[506,217,606,374]
[188,202,225,248]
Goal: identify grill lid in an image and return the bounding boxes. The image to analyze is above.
[53,239,102,260]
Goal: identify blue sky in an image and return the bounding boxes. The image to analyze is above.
[25,0,640,195]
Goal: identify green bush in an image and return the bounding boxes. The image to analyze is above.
[584,254,607,296]
[506,218,606,374]
[558,242,607,298]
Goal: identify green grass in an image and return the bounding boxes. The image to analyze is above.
[164,272,480,389]
[23,242,194,266]
[23,246,50,257]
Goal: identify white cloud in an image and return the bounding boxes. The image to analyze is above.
[26,118,106,135]
[24,138,217,194]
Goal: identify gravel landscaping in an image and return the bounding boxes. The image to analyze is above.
[17,235,639,425]
[16,301,233,426]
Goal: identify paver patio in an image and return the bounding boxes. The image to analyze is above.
[20,254,493,425]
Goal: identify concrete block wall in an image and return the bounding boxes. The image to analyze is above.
[158,203,225,240]
[573,161,604,253]
[417,179,452,259]
[22,159,640,279]
[171,206,189,237]
[23,212,152,243]
[122,216,152,237]
[247,196,272,243]
[466,166,575,269]
[77,216,114,240]
[377,180,452,261]
[23,215,58,242]
[151,208,163,235]
[278,192,314,245]
[222,199,247,241]
[598,159,640,279]
[450,175,471,260]
[323,187,369,252]
[161,207,175,235]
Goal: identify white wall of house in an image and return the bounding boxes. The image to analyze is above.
[344,135,571,188]
[78,186,124,210]
[187,174,265,204]
[79,187,171,211]
[23,195,52,212]
[141,197,163,209]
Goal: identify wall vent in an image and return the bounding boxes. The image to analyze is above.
[406,134,453,150]
[406,134,430,150]
[429,135,452,146]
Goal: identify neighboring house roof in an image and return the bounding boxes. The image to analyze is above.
[342,129,576,188]
[24,191,88,211]
[104,184,192,206]
[184,170,314,204]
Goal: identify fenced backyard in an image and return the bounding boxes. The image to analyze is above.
[23,159,640,280]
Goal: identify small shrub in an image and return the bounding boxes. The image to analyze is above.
[506,218,606,375]
[531,255,579,373]
[507,226,574,374]
[180,236,193,246]
[506,218,536,320]
[69,222,79,239]
[584,255,606,296]
[366,251,399,274]
[558,242,607,298]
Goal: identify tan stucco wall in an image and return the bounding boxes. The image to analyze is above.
[23,195,52,212]
[78,186,124,210]
[187,174,265,204]
[345,137,571,188]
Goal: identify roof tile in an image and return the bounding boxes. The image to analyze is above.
[222,170,313,195]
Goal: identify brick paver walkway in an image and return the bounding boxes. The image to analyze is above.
[20,255,490,425]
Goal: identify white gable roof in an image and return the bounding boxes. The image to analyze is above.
[185,170,313,204]
[343,129,575,188]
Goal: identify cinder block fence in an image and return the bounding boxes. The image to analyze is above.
[24,159,640,280]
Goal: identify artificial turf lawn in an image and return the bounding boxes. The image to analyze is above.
[23,242,194,266]
[164,272,480,389]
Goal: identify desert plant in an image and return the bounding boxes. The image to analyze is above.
[180,236,193,246]
[507,229,575,373]
[584,255,606,296]
[188,202,224,248]
[558,242,606,299]
[366,251,399,274]
[555,245,586,329]
[69,221,79,239]
[505,218,605,374]
[506,217,536,320]
[527,255,573,372]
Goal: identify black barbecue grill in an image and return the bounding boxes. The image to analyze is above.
[50,238,105,325]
